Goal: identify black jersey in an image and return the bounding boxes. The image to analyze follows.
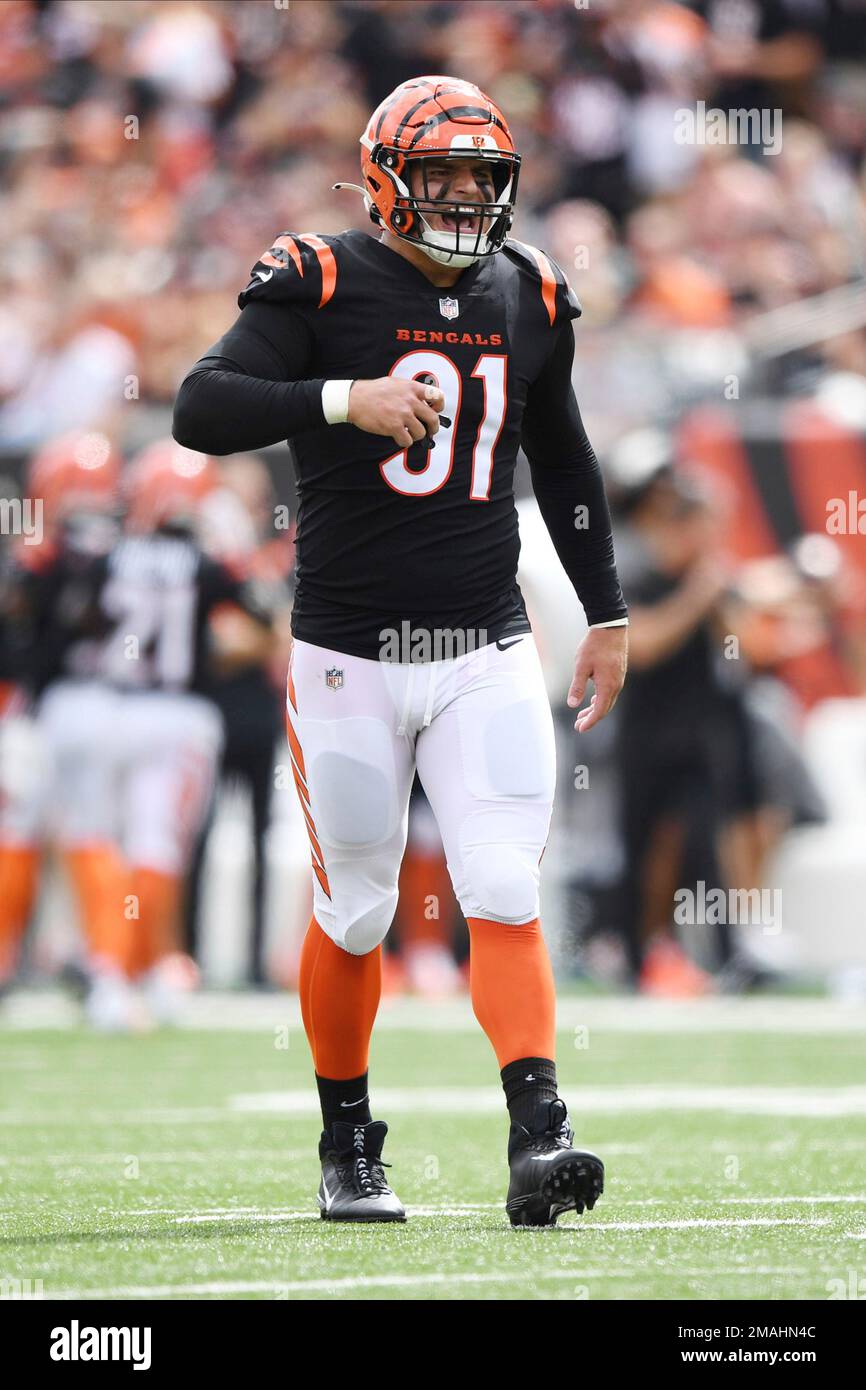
[14,526,270,698]
[174,228,627,659]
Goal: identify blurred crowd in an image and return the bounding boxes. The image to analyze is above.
[1,0,865,449]
[1,0,866,1015]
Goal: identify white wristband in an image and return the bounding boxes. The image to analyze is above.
[589,617,629,628]
[321,379,354,425]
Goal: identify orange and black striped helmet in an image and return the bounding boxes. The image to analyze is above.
[27,431,121,535]
[358,75,520,268]
[124,438,218,534]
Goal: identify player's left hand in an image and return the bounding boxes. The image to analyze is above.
[566,626,628,733]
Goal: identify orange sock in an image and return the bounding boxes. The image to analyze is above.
[466,917,556,1067]
[0,843,39,979]
[299,917,381,1078]
[64,845,130,975]
[127,867,182,977]
[397,844,454,949]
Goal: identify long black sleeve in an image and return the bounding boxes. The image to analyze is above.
[522,323,627,626]
[172,301,327,455]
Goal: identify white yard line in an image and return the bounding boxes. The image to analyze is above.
[16,1150,308,1166]
[4,990,866,1034]
[168,1210,831,1231]
[582,1217,832,1231]
[47,1262,814,1300]
[4,1197,856,1225]
[613,1195,866,1207]
[0,1108,234,1126]
[229,1084,866,1118]
[6,1081,866,1126]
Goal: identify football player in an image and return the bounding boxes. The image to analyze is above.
[1,432,125,999]
[174,76,629,1226]
[100,440,274,1021]
[10,438,273,1027]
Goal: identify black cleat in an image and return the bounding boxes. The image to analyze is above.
[506,1098,604,1228]
[317,1120,406,1223]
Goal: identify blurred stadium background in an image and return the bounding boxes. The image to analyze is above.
[2,0,866,1015]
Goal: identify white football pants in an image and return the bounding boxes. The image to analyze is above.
[286,636,556,955]
[38,681,222,873]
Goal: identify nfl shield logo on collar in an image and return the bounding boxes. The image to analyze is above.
[438,296,459,320]
[325,667,344,690]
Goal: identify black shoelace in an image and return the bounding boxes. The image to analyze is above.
[522,1118,573,1154]
[335,1154,392,1197]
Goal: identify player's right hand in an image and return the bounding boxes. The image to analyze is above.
[348,378,445,448]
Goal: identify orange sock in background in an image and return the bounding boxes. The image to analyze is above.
[299,917,381,1079]
[64,844,130,976]
[397,843,454,949]
[466,916,557,1068]
[127,867,182,977]
[0,843,39,979]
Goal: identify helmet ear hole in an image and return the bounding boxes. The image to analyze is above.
[393,209,416,234]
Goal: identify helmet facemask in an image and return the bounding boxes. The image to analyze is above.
[371,147,520,267]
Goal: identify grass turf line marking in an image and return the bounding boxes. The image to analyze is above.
[615,1195,866,1207]
[8,1082,866,1125]
[167,1209,832,1230]
[5,992,866,1035]
[229,1084,866,1118]
[13,1150,308,1166]
[47,1264,814,1300]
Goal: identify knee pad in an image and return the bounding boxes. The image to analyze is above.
[461,841,540,925]
[318,890,399,956]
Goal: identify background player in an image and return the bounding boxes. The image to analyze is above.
[1,432,124,1006]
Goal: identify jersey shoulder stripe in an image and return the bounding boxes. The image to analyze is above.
[502,239,581,328]
[238,231,339,312]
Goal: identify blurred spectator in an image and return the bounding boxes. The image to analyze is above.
[1,0,863,455]
[609,432,761,992]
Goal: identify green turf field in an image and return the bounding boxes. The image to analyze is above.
[2,996,865,1300]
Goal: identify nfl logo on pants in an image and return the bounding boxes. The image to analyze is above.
[325,667,344,690]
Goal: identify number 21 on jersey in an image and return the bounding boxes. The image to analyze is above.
[379,349,507,501]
